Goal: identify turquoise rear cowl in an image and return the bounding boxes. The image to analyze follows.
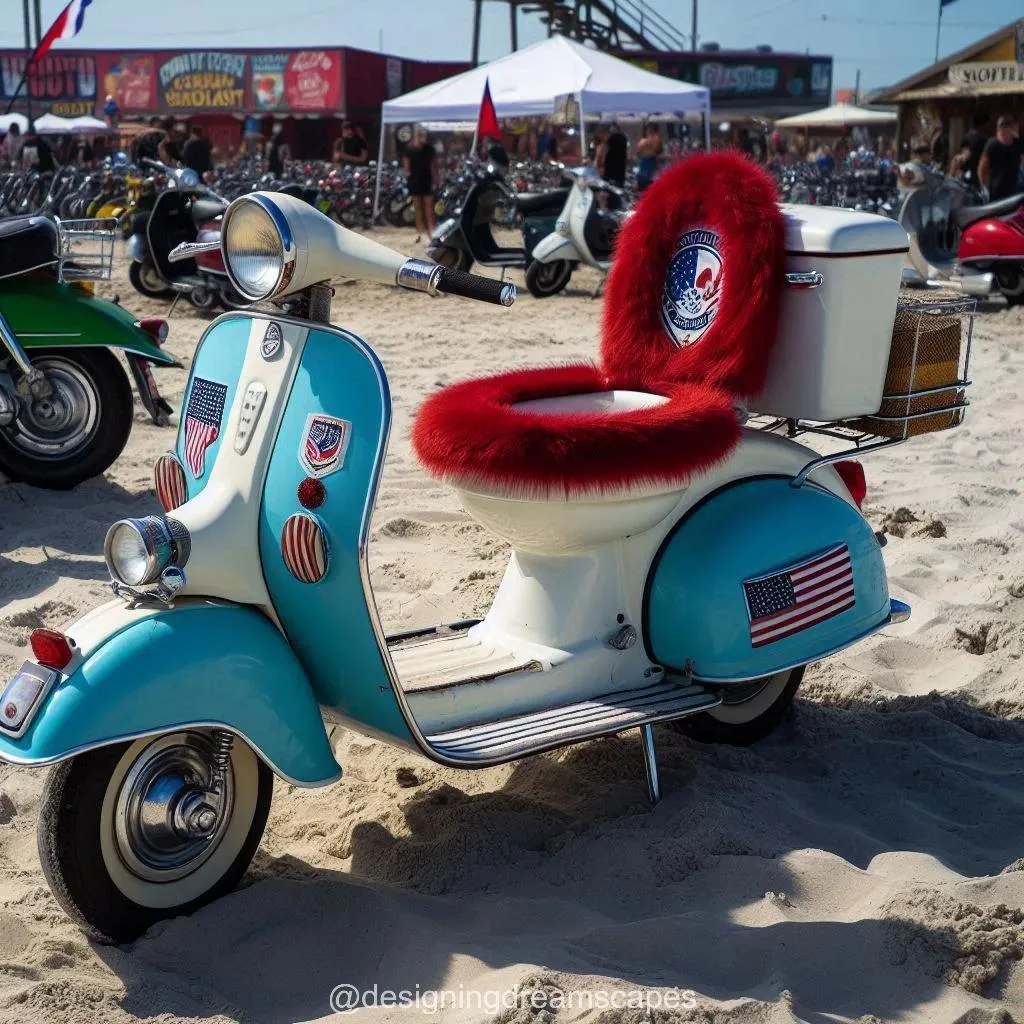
[645,477,889,681]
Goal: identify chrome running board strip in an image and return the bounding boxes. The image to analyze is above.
[425,680,720,763]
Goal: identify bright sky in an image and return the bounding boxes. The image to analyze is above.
[0,0,1020,92]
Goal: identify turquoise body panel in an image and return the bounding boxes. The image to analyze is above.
[646,478,889,680]
[0,276,173,364]
[174,315,251,498]
[0,602,339,785]
[258,326,412,742]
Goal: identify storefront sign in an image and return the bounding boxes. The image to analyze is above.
[284,51,340,110]
[651,55,832,104]
[699,62,779,94]
[159,52,247,110]
[0,53,96,115]
[252,53,288,109]
[949,61,1024,86]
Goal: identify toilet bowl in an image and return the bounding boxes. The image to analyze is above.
[452,390,689,554]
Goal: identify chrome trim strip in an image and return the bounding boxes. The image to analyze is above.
[785,271,823,289]
[0,719,340,789]
[0,308,34,376]
[689,599,910,684]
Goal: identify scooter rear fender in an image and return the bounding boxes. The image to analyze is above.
[0,599,340,787]
[532,232,580,264]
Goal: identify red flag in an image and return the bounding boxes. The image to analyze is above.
[477,78,501,140]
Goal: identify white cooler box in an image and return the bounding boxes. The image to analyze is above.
[751,205,910,422]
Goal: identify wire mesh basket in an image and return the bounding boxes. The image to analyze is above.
[849,295,974,440]
[54,217,118,283]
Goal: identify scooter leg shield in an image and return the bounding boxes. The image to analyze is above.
[0,602,340,787]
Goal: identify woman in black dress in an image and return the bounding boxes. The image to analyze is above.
[403,127,436,238]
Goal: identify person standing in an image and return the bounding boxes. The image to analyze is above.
[266,124,289,176]
[955,111,990,186]
[978,114,1022,201]
[2,123,23,165]
[332,121,369,166]
[158,117,183,165]
[636,123,662,193]
[183,124,213,178]
[603,125,628,187]
[403,126,436,239]
[131,116,165,165]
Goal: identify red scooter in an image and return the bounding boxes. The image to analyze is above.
[898,160,1024,304]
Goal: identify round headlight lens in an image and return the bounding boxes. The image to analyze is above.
[224,199,285,300]
[105,521,152,586]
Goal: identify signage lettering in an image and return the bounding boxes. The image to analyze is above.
[949,61,1024,86]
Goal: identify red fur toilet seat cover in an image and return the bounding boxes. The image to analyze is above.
[412,151,787,498]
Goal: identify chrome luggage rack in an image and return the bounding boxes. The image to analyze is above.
[753,296,975,488]
[53,217,117,283]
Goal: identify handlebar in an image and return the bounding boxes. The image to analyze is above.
[396,259,515,306]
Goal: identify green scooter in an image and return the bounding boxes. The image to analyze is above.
[0,215,175,490]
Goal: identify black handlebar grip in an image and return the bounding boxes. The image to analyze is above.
[436,268,516,306]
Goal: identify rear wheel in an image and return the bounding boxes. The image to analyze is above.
[431,245,472,273]
[668,666,805,746]
[0,348,133,489]
[995,265,1024,306]
[525,259,572,298]
[129,259,173,299]
[38,731,273,944]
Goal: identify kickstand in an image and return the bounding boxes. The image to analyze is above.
[500,267,507,282]
[640,723,661,805]
[167,293,182,319]
[591,276,606,300]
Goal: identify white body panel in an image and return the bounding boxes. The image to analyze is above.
[752,205,910,422]
[531,231,580,264]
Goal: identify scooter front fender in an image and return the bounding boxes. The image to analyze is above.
[0,601,340,787]
[532,231,580,264]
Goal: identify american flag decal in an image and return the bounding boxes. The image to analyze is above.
[183,377,227,479]
[743,544,855,648]
[281,513,329,583]
[299,414,350,479]
[154,453,187,512]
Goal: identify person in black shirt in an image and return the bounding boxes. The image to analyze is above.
[131,116,166,165]
[979,114,1022,201]
[332,122,368,166]
[159,117,183,165]
[955,110,989,186]
[183,124,212,178]
[20,126,55,173]
[402,126,436,237]
[265,124,289,176]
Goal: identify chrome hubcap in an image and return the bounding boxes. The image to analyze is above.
[7,357,100,459]
[114,733,234,883]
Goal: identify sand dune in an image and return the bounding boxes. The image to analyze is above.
[0,242,1022,1023]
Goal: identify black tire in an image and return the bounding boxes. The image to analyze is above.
[0,348,133,490]
[996,266,1024,306]
[525,259,572,298]
[668,666,805,746]
[38,734,273,944]
[128,259,173,299]
[188,287,218,311]
[431,245,472,273]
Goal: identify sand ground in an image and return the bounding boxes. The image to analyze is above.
[0,236,1023,1024]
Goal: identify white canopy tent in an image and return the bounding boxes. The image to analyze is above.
[374,36,711,216]
[774,103,897,130]
[35,114,112,135]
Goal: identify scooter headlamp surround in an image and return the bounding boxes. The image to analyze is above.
[222,194,295,301]
[104,516,190,588]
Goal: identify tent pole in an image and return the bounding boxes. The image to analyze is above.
[372,120,387,227]
[471,0,483,65]
[703,108,710,149]
[578,93,586,163]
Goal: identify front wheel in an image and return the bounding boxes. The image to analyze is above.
[995,265,1024,306]
[0,348,133,489]
[128,259,173,299]
[430,245,472,273]
[525,259,572,298]
[668,666,805,746]
[38,731,273,944]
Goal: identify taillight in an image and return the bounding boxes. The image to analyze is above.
[30,629,74,671]
[834,460,866,509]
[139,318,168,344]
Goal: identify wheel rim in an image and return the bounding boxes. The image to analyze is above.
[5,356,101,460]
[706,669,796,724]
[530,261,571,294]
[114,733,235,883]
[996,267,1024,297]
[139,262,165,293]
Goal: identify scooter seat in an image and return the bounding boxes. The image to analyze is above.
[953,193,1024,228]
[0,216,58,280]
[190,197,228,226]
[516,189,570,215]
[412,363,740,499]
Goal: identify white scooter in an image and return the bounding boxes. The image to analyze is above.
[529,167,626,297]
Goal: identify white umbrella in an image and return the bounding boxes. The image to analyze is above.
[774,103,897,130]
[35,113,112,135]
[0,113,28,134]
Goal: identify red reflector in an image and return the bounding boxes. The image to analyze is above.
[297,477,326,510]
[30,629,74,671]
[834,460,867,509]
[139,318,169,344]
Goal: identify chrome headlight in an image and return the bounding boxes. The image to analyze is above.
[104,516,190,587]
[222,194,294,301]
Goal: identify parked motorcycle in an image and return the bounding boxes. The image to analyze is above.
[0,154,972,942]
[530,167,626,296]
[128,161,240,310]
[0,215,174,489]
[426,158,570,282]
[897,160,1024,303]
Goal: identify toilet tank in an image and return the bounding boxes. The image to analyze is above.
[751,206,910,422]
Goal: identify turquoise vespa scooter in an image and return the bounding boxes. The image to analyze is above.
[0,154,967,942]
